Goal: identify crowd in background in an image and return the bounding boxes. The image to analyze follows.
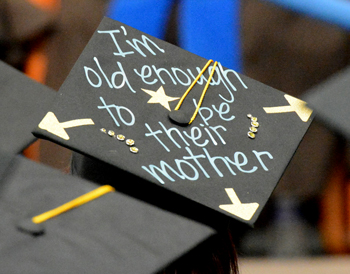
[1,0,350,257]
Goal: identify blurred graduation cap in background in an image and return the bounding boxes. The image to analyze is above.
[33,17,314,228]
[304,65,350,140]
[302,64,350,255]
[0,60,55,155]
[0,60,55,177]
[0,155,215,273]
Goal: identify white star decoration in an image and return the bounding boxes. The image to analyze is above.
[142,86,180,111]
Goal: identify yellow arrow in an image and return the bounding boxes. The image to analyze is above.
[263,94,313,122]
[38,112,94,140]
[219,188,259,221]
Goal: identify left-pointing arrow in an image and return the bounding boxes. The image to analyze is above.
[38,112,94,140]
[219,188,259,221]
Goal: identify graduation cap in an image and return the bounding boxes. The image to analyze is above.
[0,60,56,155]
[33,17,313,227]
[304,65,350,140]
[0,154,215,273]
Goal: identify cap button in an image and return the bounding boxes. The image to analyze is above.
[17,218,45,236]
[168,110,191,126]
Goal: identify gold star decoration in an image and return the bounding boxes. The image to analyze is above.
[142,86,180,111]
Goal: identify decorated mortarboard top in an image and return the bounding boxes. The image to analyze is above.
[0,154,214,274]
[303,66,350,140]
[33,17,313,227]
[0,60,56,155]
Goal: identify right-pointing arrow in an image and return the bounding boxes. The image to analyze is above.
[263,94,313,122]
[219,188,259,221]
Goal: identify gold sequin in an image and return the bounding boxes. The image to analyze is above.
[108,130,115,137]
[251,121,259,128]
[100,128,107,133]
[247,132,256,139]
[116,134,125,141]
[126,139,135,146]
[130,147,139,154]
[249,127,258,133]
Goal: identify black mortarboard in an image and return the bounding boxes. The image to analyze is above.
[0,155,214,273]
[33,17,313,227]
[304,66,350,139]
[0,60,56,155]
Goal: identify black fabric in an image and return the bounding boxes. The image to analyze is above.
[0,156,214,274]
[0,60,56,154]
[34,17,313,227]
[0,150,15,180]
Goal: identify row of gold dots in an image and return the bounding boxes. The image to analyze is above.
[100,128,139,154]
[247,114,259,139]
